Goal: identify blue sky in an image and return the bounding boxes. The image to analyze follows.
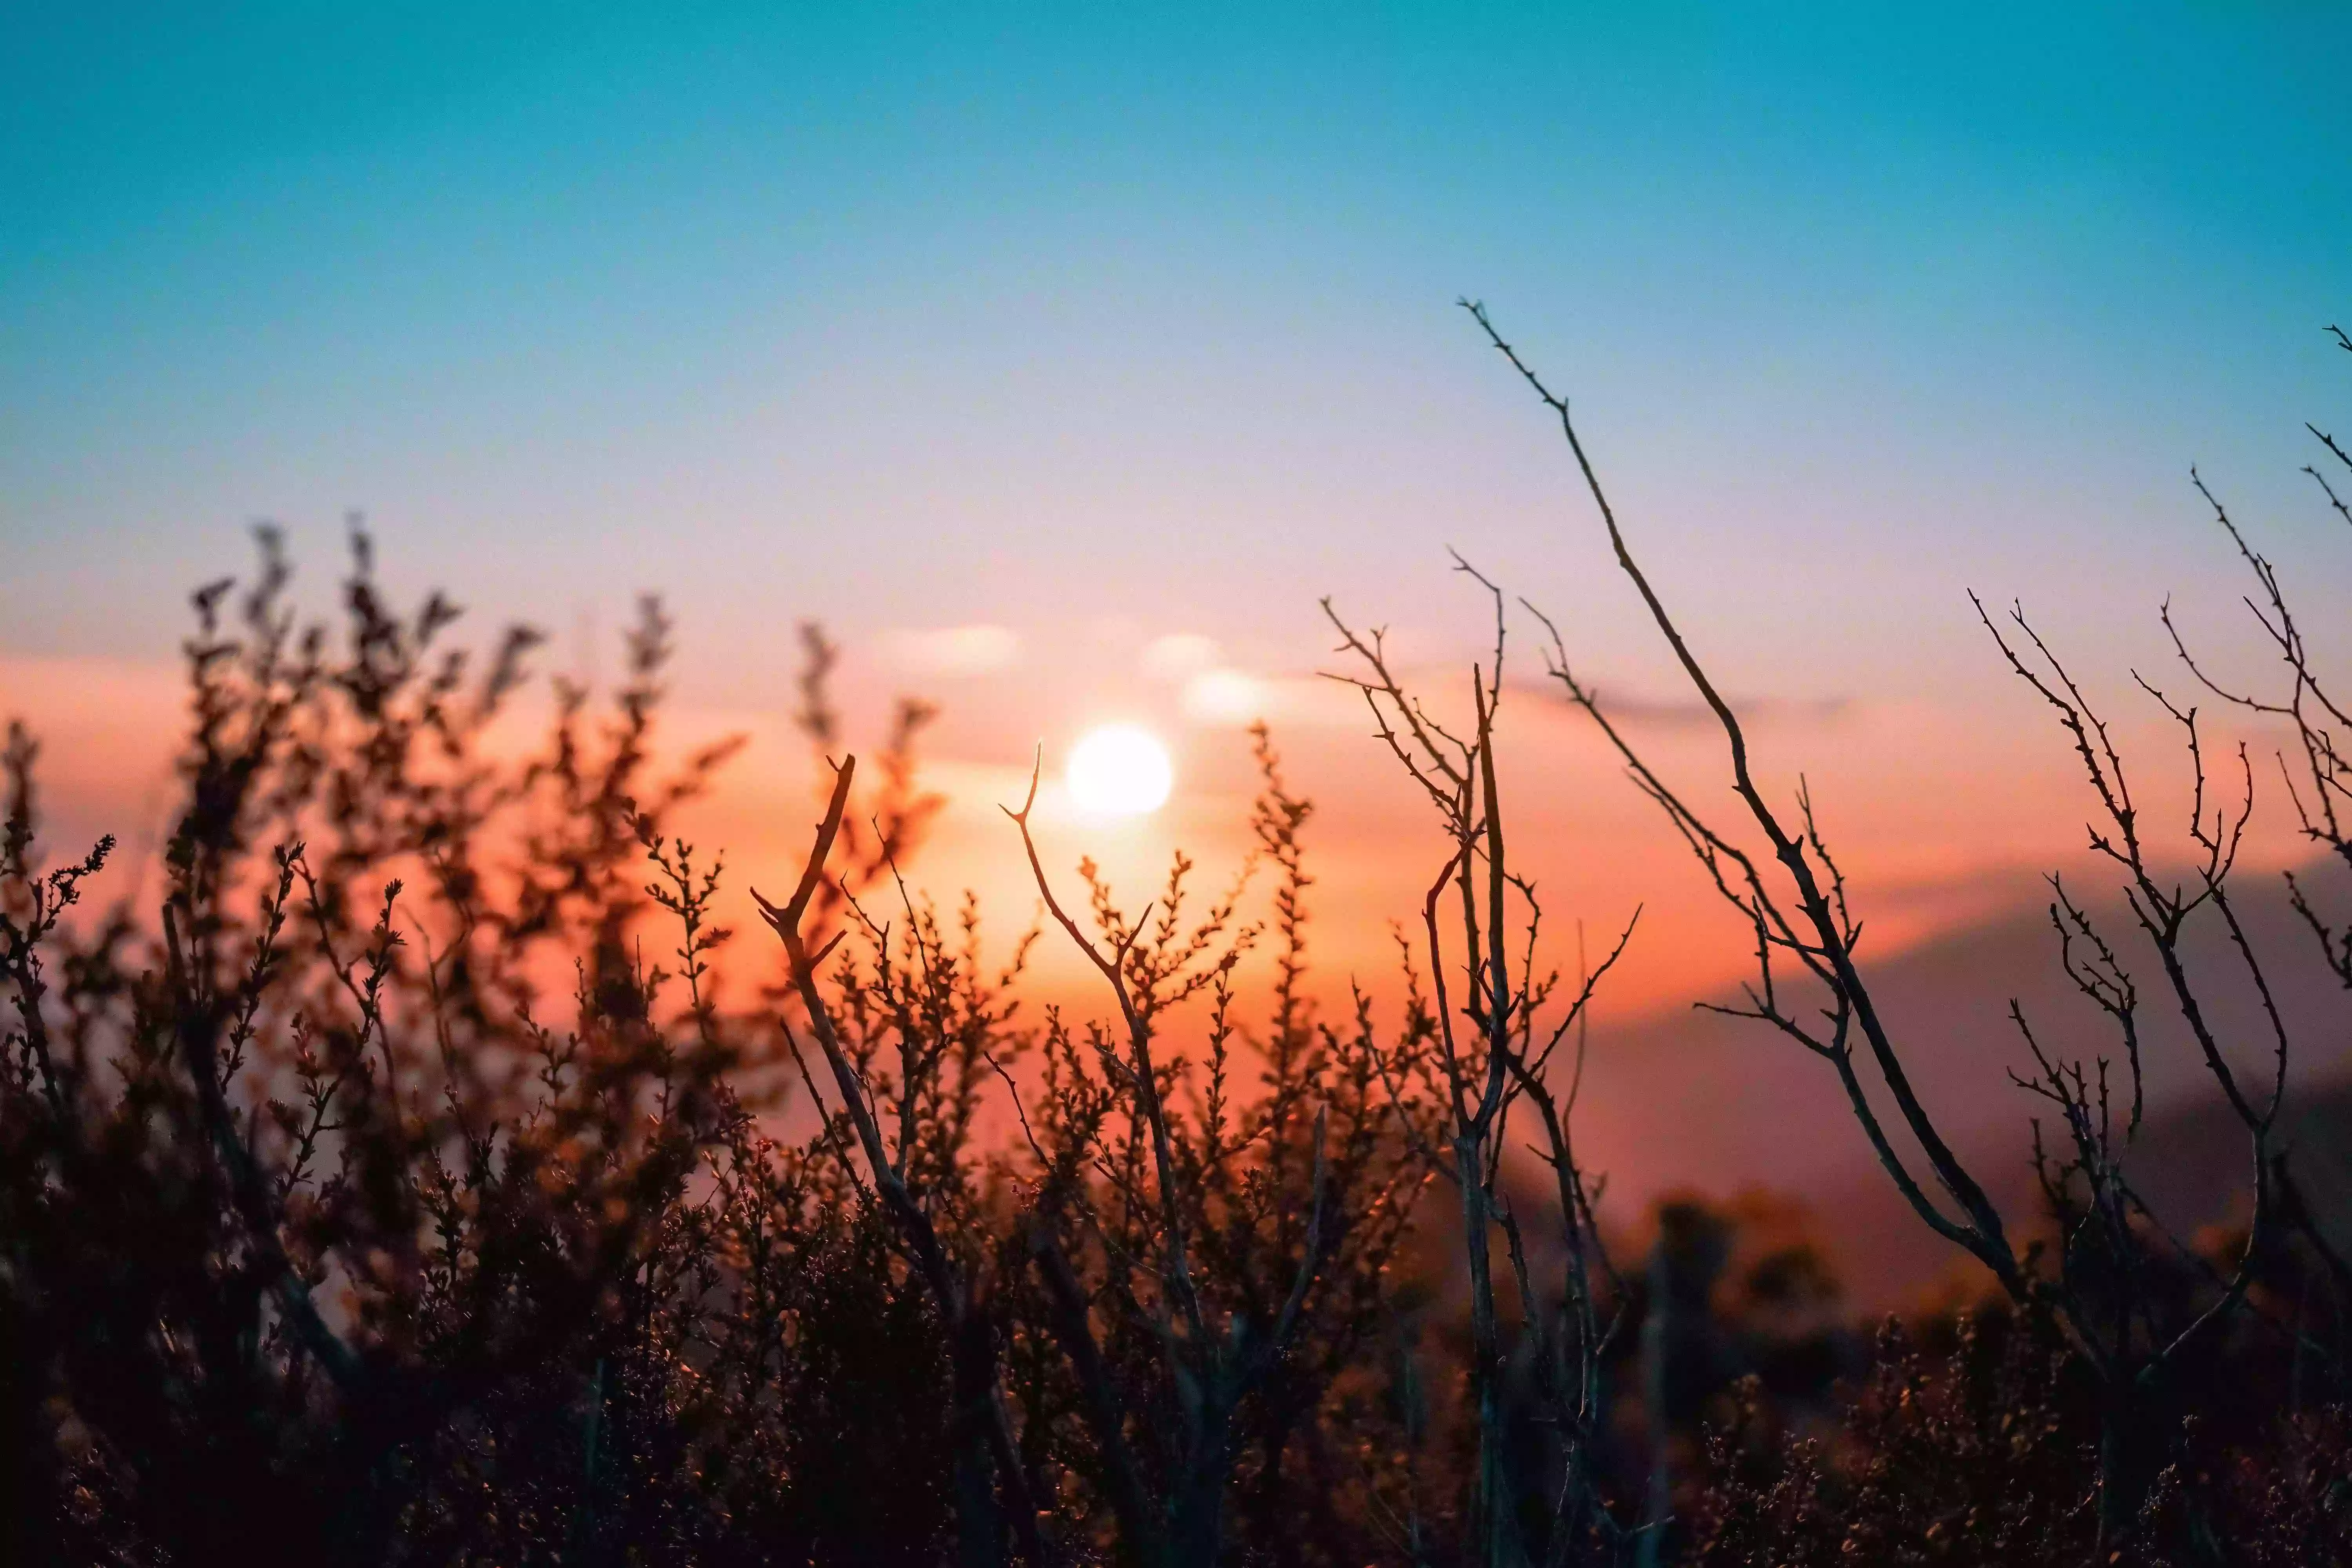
[5,2,2348,715]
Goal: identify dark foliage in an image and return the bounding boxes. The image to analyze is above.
[1688,1308,2352,1567]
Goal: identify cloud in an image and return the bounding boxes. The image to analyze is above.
[1181,667,1270,725]
[1142,632,1221,681]
[1575,691,1853,731]
[885,624,1022,676]
[1496,673,1852,731]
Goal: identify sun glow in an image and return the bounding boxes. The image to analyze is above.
[1065,725,1173,817]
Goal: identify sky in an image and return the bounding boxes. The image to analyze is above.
[5,4,2351,1232]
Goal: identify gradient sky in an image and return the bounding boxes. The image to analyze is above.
[6,3,2352,1034]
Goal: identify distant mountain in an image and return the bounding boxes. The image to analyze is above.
[1561,862,2352,1303]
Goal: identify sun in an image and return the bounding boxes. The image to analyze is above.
[1066,725,1173,817]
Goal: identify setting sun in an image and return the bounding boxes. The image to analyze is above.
[1065,724,1173,816]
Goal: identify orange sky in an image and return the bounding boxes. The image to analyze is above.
[8,595,2324,1027]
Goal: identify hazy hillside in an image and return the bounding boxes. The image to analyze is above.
[1571,861,2352,1301]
